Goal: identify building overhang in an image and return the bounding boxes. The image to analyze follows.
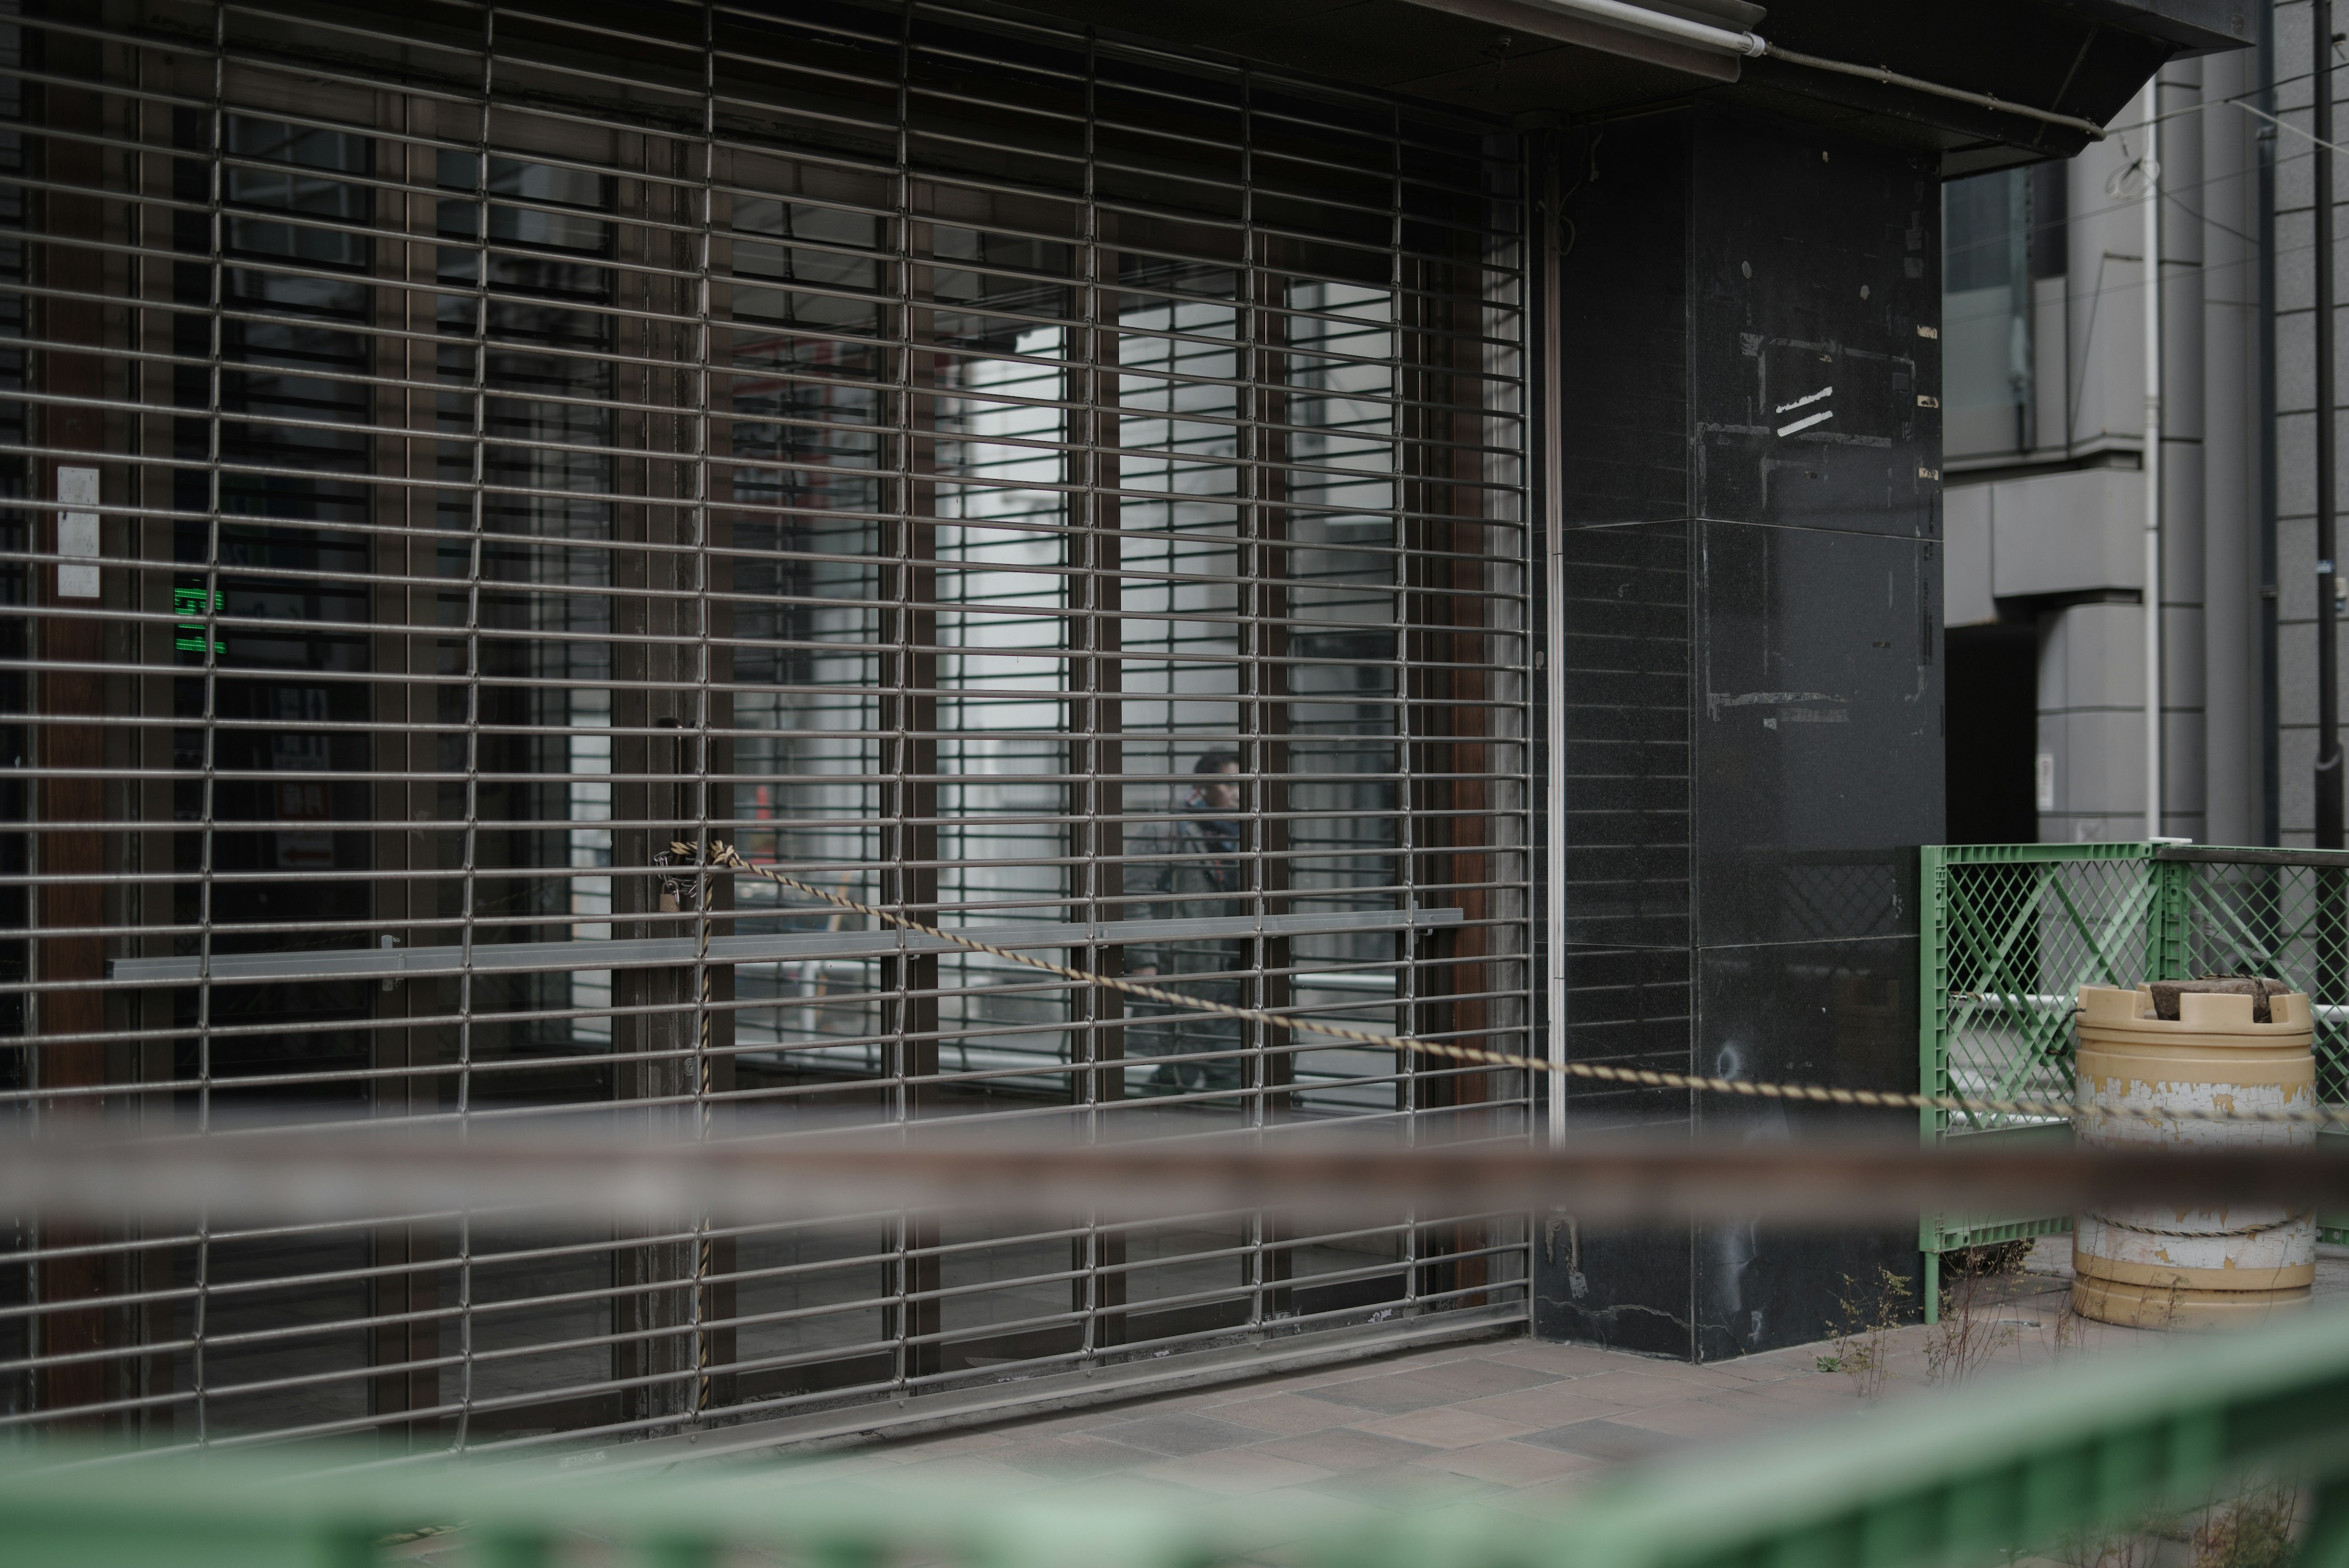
[1015,0,2251,174]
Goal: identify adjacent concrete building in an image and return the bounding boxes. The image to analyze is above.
[1941,1,2323,850]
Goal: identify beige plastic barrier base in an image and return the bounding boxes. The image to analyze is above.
[2071,1274,2312,1331]
[2070,983,2318,1331]
[2073,1247,2313,1293]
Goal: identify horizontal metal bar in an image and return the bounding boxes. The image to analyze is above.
[1,1124,2344,1230]
[2155,842,2349,868]
[590,1303,1523,1468]
[104,905,1464,983]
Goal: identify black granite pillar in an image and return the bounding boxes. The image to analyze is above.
[1537,109,1944,1360]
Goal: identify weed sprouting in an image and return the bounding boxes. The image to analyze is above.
[1827,1266,1914,1399]
[1926,1244,2027,1387]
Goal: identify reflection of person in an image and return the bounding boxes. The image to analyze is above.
[1128,751,1247,1094]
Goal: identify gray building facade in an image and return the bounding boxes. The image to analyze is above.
[1942,2,2325,852]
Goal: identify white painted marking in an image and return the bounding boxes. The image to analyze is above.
[1773,384,1832,415]
[1776,408,1834,437]
[58,465,98,598]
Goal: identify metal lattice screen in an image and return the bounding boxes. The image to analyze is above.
[0,0,1532,1446]
[1920,844,2349,1254]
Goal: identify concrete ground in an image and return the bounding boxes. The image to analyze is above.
[763,1239,2349,1518]
[393,1241,2348,1561]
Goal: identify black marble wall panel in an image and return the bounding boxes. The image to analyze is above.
[1556,943,1690,1128]
[1534,1204,1694,1358]
[1690,935,1922,1359]
[1559,521,1690,951]
[1689,117,1942,537]
[1554,116,1690,526]
[1694,522,1941,948]
[1542,108,1944,1363]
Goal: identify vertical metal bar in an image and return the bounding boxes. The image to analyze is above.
[688,0,718,1429]
[1261,113,1297,1326]
[451,6,495,1453]
[1391,102,1421,1308]
[2319,0,2341,854]
[2156,852,2192,981]
[368,69,439,1443]
[2258,0,2280,849]
[885,0,915,1402]
[883,0,940,1388]
[2315,0,2348,1031]
[1069,24,1127,1356]
[2141,81,2162,841]
[1917,844,1946,1310]
[190,2,229,1442]
[30,0,116,1424]
[127,37,181,1430]
[1540,139,1567,1148]
[1917,845,1947,1150]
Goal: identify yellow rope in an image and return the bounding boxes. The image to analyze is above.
[685,842,2349,1130]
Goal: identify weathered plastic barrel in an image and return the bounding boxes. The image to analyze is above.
[2071,984,2316,1329]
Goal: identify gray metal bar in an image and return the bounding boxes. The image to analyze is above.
[106,907,1466,984]
[2154,844,2349,868]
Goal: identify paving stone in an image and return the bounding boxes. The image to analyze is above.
[1450,1386,1630,1428]
[1192,1378,1313,1407]
[1635,1362,1773,1391]
[1306,1372,1464,1414]
[1247,1427,1439,1473]
[1516,1418,1690,1463]
[1737,1374,1871,1413]
[1692,1353,1813,1384]
[1414,1440,1605,1488]
[1483,1341,1673,1378]
[1211,1394,1365,1435]
[1692,1385,1813,1422]
[1608,1397,1780,1441]
[992,1436,1160,1478]
[1552,1370,1727,1409]
[1389,1358,1563,1398]
[1350,1406,1535,1449]
[997,1407,1142,1438]
[1092,1411,1268,1456]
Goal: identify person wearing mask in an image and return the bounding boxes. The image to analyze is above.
[1127,751,1248,1095]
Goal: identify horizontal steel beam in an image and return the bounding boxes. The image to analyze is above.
[106,907,1463,985]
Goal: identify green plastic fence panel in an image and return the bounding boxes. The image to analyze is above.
[10,1305,2349,1568]
[1920,843,2349,1255]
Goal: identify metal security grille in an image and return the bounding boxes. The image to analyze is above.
[0,0,1532,1447]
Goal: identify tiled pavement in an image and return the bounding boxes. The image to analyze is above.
[746,1239,2349,1517]
[394,1241,2348,1559]
[817,1328,1899,1518]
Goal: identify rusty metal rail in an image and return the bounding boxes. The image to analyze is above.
[0,1124,2342,1230]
